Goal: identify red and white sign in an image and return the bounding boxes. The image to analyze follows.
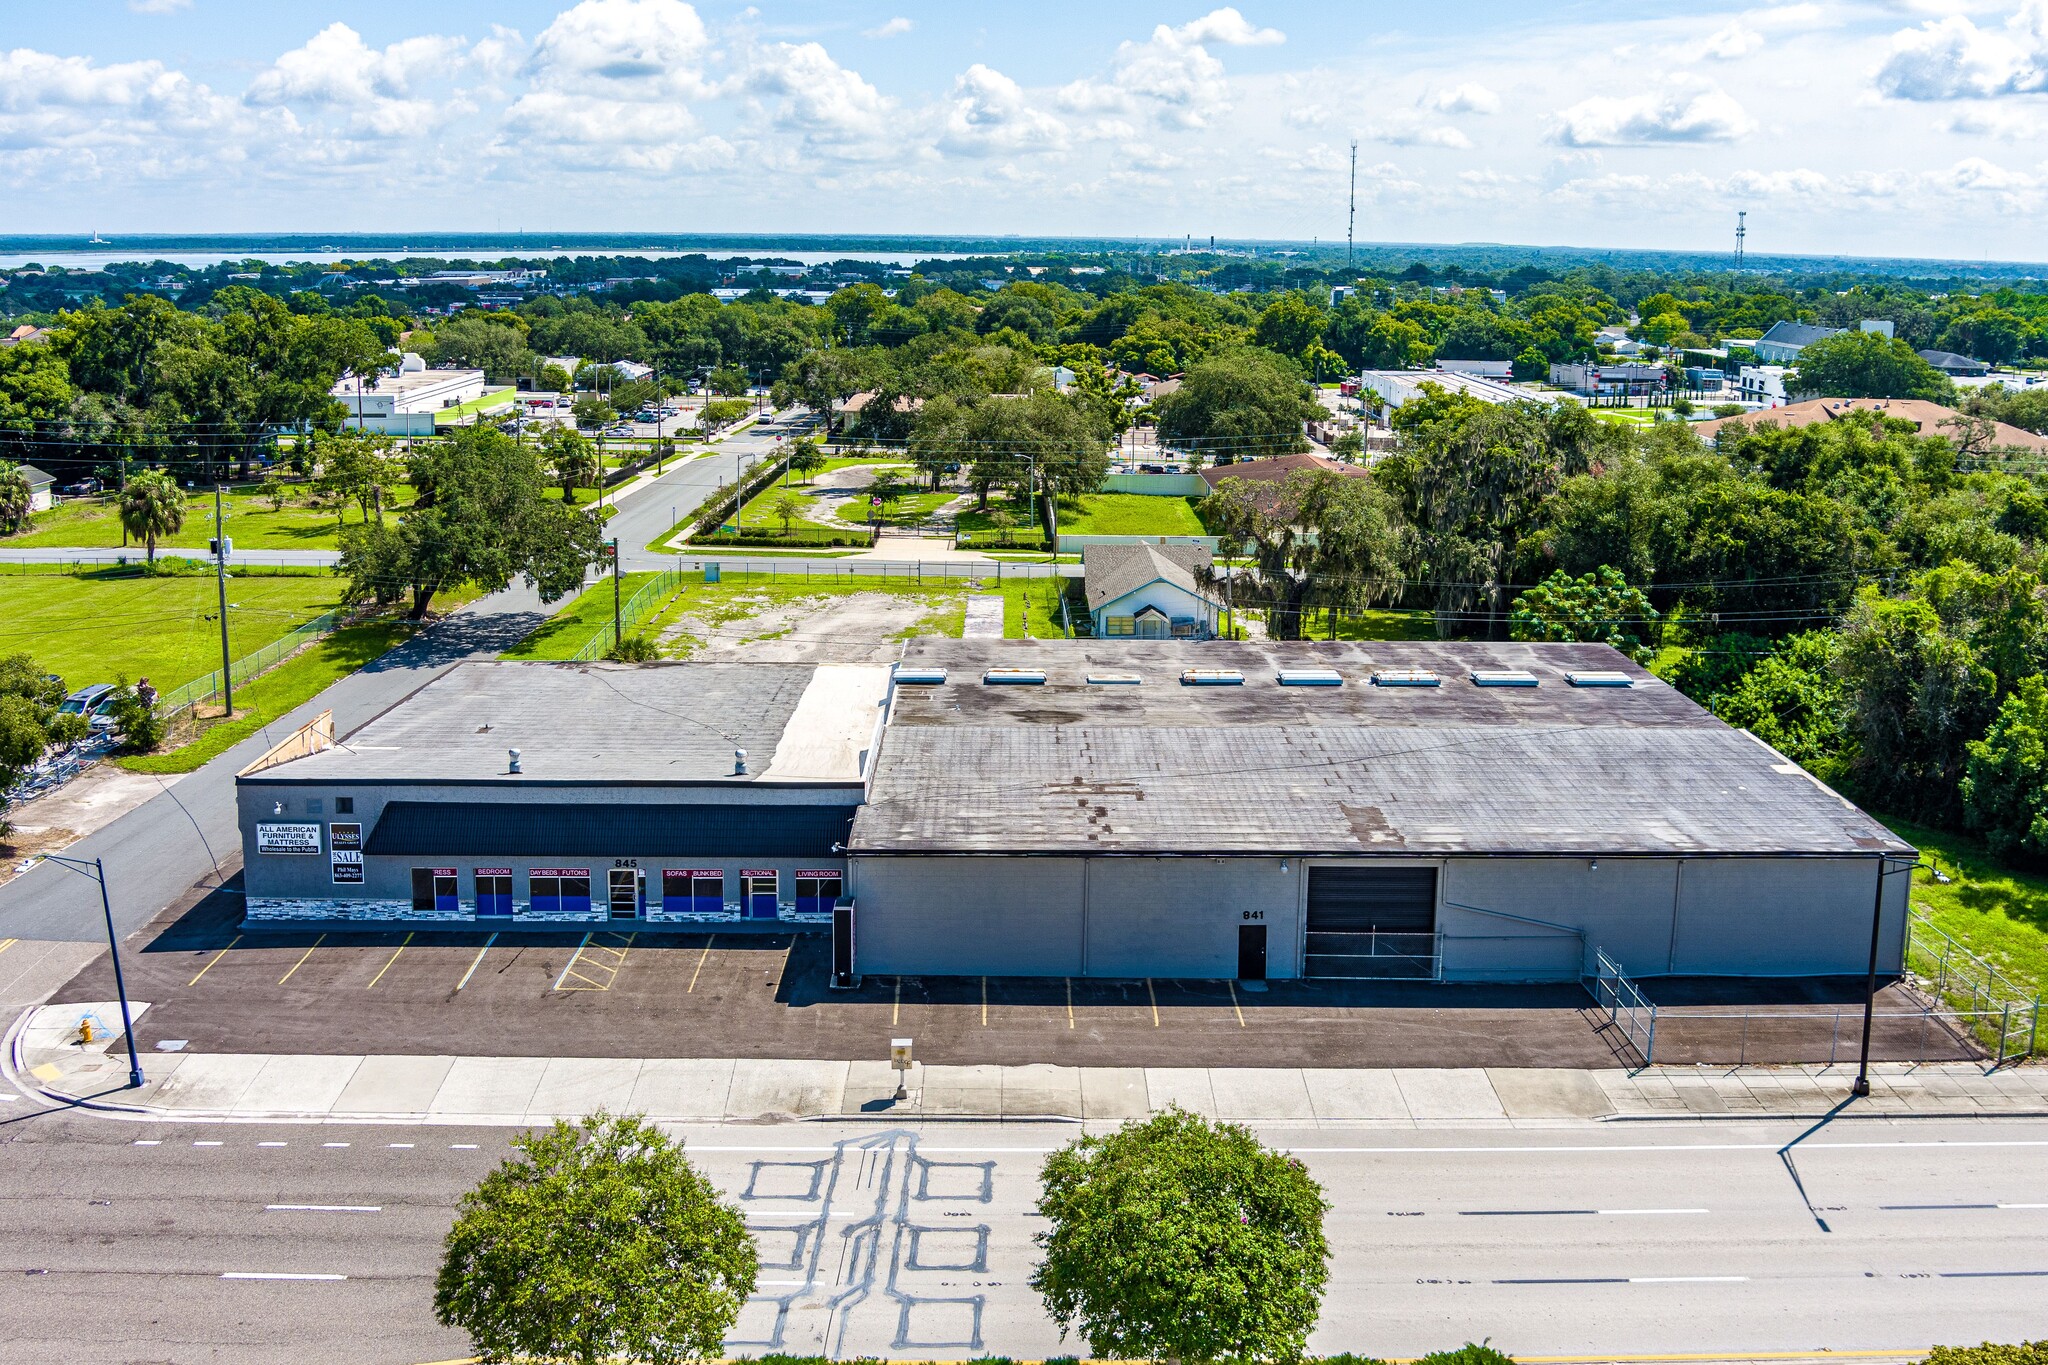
[475,867,512,877]
[795,870,841,880]
[530,867,588,878]
[429,867,457,877]
[668,869,724,879]
[741,868,777,878]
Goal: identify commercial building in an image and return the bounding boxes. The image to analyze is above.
[1918,349,1991,378]
[1736,364,1793,405]
[1357,369,1525,410]
[236,661,881,925]
[1751,319,1893,364]
[331,354,487,436]
[236,642,1915,988]
[1697,397,2048,452]
[1548,362,1665,397]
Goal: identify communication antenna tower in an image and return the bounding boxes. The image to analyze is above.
[1347,140,1358,269]
[1734,210,1747,269]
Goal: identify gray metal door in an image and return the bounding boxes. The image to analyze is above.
[1305,865,1437,978]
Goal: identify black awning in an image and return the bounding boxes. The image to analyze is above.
[363,801,854,858]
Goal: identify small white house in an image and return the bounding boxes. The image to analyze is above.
[1084,543,1221,640]
[18,463,54,512]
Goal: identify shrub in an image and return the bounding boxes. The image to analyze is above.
[1922,1344,2048,1365]
[107,678,165,753]
[607,634,660,662]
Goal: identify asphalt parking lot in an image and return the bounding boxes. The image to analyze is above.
[48,887,1977,1068]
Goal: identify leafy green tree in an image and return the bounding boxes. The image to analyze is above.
[773,348,867,422]
[539,426,599,499]
[1511,346,1549,382]
[572,395,616,431]
[1153,350,1323,462]
[313,429,397,526]
[435,1112,756,1365]
[1962,674,2048,861]
[537,362,573,394]
[1789,330,1951,401]
[1704,631,1849,773]
[423,313,533,383]
[0,462,32,534]
[339,426,604,619]
[707,364,749,396]
[1200,468,1408,640]
[1032,1107,1330,1365]
[769,489,808,534]
[787,439,827,483]
[106,676,164,753]
[0,654,65,836]
[259,477,286,512]
[1509,566,1660,662]
[700,399,750,430]
[1252,293,1329,361]
[912,390,1110,513]
[118,469,184,563]
[1837,587,1998,821]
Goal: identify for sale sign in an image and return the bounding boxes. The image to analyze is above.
[256,823,321,855]
[330,850,364,884]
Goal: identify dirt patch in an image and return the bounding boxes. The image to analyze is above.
[1,764,175,886]
[657,590,958,664]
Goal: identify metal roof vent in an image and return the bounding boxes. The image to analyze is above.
[1087,671,1143,685]
[893,665,948,685]
[1565,670,1634,688]
[1371,668,1441,687]
[1277,668,1343,687]
[507,748,522,774]
[983,668,1047,685]
[1470,669,1539,688]
[733,747,748,774]
[1181,669,1245,686]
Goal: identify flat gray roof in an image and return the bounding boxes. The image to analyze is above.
[243,660,874,786]
[851,641,1912,858]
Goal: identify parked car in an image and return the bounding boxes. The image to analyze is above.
[62,478,102,496]
[59,684,120,731]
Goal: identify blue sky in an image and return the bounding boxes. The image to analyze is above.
[8,1,2048,258]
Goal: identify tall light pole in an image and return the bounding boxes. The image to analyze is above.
[1852,855,1923,1098]
[35,854,145,1089]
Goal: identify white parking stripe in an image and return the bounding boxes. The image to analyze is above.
[266,1205,381,1213]
[221,1272,346,1281]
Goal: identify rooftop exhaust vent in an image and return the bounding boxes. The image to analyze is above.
[1277,668,1343,687]
[1087,672,1143,685]
[1565,670,1634,688]
[1372,668,1441,687]
[983,668,1046,685]
[734,747,748,775]
[1470,669,1539,688]
[1181,669,1245,686]
[893,666,948,685]
[507,748,522,774]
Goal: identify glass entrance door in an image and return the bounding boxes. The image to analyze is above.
[608,868,640,920]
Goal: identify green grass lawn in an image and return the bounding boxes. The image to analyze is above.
[431,387,520,425]
[1293,607,1440,641]
[1878,814,2048,999]
[1055,493,1208,537]
[119,616,415,776]
[8,483,421,552]
[0,571,347,695]
[498,572,665,660]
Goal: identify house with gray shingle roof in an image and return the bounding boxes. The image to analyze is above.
[1082,542,1220,640]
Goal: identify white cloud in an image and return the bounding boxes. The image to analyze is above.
[1873,6,2048,100]
[743,41,892,151]
[524,0,712,97]
[127,0,190,12]
[246,23,466,137]
[864,17,914,39]
[0,48,251,181]
[1424,82,1499,115]
[1549,82,1756,145]
[1364,115,1473,149]
[1164,7,1285,47]
[938,64,1067,156]
[1701,21,1764,59]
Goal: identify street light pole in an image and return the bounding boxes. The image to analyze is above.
[1853,855,1922,1098]
[39,854,145,1089]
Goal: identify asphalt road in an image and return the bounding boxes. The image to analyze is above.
[2,1103,2044,1363]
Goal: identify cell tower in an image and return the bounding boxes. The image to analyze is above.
[1347,140,1358,269]
[1734,210,1746,269]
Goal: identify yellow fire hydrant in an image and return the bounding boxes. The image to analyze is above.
[76,1018,96,1046]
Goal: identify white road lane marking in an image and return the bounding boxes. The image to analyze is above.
[221,1272,347,1281]
[322,1142,349,1148]
[266,1205,381,1213]
[456,933,497,990]
[258,1141,287,1147]
[133,1140,160,1146]
[388,1143,414,1149]
[193,1141,222,1147]
[450,1143,478,1149]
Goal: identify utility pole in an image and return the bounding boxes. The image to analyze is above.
[212,484,233,716]
[1734,210,1747,269]
[611,539,622,647]
[1348,139,1358,269]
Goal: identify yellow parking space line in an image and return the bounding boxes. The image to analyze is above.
[550,933,593,990]
[1146,978,1160,1027]
[187,936,242,987]
[981,976,988,1026]
[455,933,497,991]
[554,932,635,991]
[277,935,325,985]
[892,978,901,1026]
[0,937,18,957]
[365,933,413,989]
[686,936,715,992]
[1227,978,1246,1027]
[1065,977,1074,1029]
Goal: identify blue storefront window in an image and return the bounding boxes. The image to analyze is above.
[663,870,725,915]
[476,870,513,917]
[529,869,591,914]
[411,867,458,913]
[795,873,842,916]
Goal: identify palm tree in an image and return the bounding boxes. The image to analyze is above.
[119,470,185,564]
[0,463,30,536]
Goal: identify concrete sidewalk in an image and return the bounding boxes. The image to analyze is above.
[14,1001,2046,1127]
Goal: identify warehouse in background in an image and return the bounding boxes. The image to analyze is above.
[846,639,1913,985]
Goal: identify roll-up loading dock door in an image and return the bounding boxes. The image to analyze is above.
[1305,865,1439,978]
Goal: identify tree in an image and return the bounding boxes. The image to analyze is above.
[1509,566,1660,662]
[773,348,866,421]
[1702,631,1849,773]
[0,462,31,535]
[537,362,573,393]
[0,653,65,836]
[1152,350,1323,462]
[572,395,616,431]
[118,469,184,564]
[1837,586,1998,822]
[769,489,808,534]
[106,676,164,753]
[313,429,397,525]
[1789,330,1951,401]
[1199,468,1408,640]
[339,426,604,619]
[435,1112,757,1365]
[1511,346,1549,382]
[539,426,599,499]
[707,364,750,397]
[912,390,1111,514]
[259,477,286,512]
[787,439,827,483]
[1032,1107,1330,1365]
[1962,674,2048,861]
